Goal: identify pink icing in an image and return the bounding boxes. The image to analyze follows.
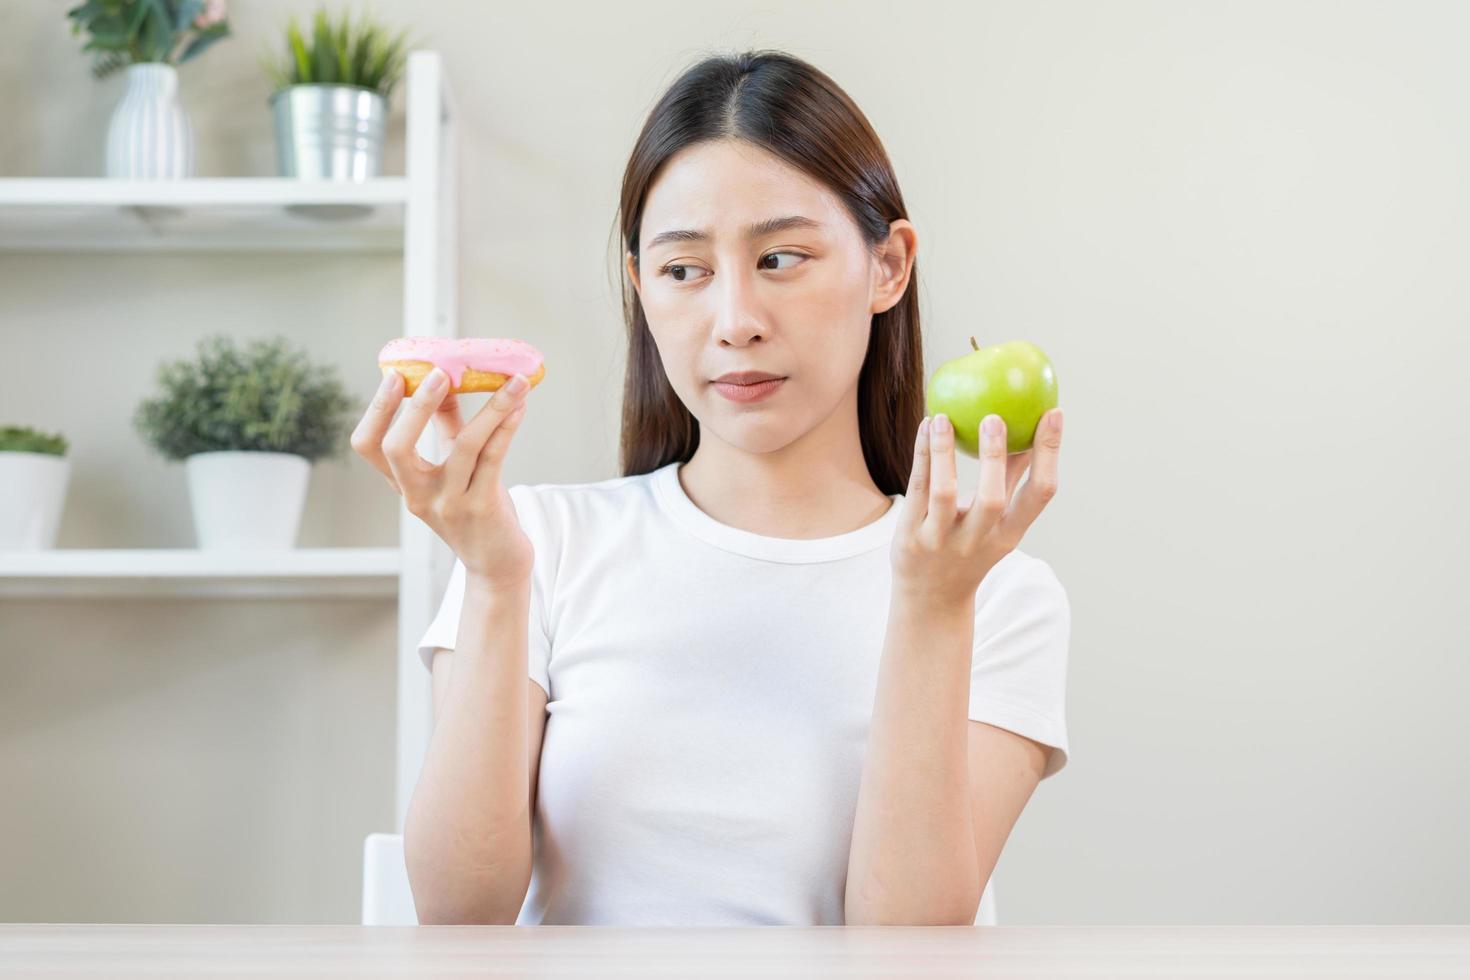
[377,336,544,389]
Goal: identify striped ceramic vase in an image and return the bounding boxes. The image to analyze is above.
[105,63,194,179]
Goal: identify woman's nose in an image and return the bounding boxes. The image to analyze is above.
[711,265,767,345]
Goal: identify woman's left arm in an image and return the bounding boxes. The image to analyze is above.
[845,407,1064,926]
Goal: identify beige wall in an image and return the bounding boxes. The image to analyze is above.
[2,0,1466,924]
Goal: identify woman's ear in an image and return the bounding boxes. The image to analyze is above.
[870,219,917,315]
[626,250,642,295]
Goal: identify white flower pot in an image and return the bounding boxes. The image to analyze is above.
[184,451,311,550]
[0,452,71,550]
[106,63,194,179]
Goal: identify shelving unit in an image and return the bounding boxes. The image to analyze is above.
[0,178,409,251]
[0,548,401,598]
[0,51,457,832]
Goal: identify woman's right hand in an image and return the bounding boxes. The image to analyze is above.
[351,366,534,591]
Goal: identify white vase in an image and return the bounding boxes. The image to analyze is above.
[0,452,72,550]
[106,63,194,179]
[184,451,311,550]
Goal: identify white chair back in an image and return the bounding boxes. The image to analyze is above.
[976,877,998,925]
[362,832,417,925]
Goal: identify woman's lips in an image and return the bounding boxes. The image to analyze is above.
[712,377,786,402]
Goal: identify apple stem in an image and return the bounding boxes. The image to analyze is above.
[969,336,979,351]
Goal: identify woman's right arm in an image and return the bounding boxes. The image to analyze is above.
[406,574,536,925]
[349,364,540,924]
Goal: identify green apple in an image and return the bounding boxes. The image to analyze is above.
[925,337,1059,457]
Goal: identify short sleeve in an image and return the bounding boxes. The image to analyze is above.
[968,554,1071,779]
[414,483,555,700]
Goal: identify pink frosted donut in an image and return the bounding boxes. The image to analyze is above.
[377,336,546,396]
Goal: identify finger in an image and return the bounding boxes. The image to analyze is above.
[899,416,932,533]
[963,414,1009,537]
[998,408,1063,542]
[1005,449,1032,504]
[382,366,453,497]
[961,446,1028,517]
[432,388,466,443]
[443,374,531,494]
[926,413,958,530]
[465,398,529,496]
[351,370,407,489]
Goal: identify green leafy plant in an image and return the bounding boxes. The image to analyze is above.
[261,6,413,100]
[133,334,356,463]
[67,0,232,80]
[0,426,69,456]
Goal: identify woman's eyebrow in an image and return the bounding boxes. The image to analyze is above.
[645,215,823,251]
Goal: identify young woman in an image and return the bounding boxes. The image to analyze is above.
[353,49,1068,927]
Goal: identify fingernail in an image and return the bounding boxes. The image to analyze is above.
[377,372,395,393]
[934,413,950,435]
[1053,410,1064,434]
[982,415,1000,436]
[505,374,529,394]
[918,416,931,440]
[424,368,446,391]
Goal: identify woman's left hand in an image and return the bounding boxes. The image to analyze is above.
[891,408,1064,608]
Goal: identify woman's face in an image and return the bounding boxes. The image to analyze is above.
[627,139,914,456]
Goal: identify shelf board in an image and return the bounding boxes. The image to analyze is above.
[0,547,401,598]
[0,178,409,253]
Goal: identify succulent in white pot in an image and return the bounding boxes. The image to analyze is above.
[0,427,72,551]
[262,7,413,182]
[133,335,355,550]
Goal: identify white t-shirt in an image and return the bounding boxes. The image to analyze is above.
[415,460,1071,926]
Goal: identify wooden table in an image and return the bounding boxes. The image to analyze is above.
[2,924,1467,977]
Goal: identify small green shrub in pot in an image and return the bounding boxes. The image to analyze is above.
[0,425,73,550]
[0,426,69,456]
[133,334,355,550]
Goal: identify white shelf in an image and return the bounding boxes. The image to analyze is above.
[0,177,408,253]
[2,52,455,826]
[0,547,401,598]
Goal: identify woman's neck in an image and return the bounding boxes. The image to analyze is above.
[676,396,894,539]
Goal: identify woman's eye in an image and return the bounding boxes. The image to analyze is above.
[659,252,805,283]
[760,251,805,271]
[660,264,709,283]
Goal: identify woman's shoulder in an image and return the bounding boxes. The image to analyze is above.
[508,465,667,534]
[976,549,1068,613]
[510,465,663,507]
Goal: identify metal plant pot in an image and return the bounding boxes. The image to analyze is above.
[270,84,387,180]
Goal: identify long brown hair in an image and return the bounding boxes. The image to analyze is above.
[613,49,923,495]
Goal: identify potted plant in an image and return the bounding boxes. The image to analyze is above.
[133,334,355,550]
[0,427,72,551]
[66,0,233,179]
[262,7,413,181]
